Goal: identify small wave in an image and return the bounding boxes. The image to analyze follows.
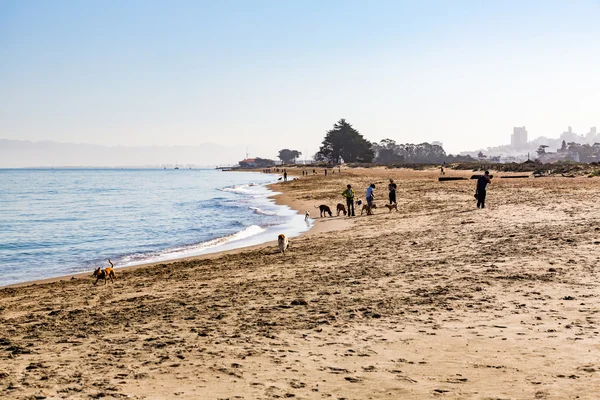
[119,225,266,265]
[249,206,278,216]
[219,184,256,195]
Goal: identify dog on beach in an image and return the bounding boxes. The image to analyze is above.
[384,203,398,212]
[278,234,289,253]
[361,203,377,215]
[92,259,116,285]
[314,204,333,217]
[336,203,347,216]
[305,211,310,221]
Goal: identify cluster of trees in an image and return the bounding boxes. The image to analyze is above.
[371,139,452,164]
[565,142,600,162]
[313,119,474,165]
[537,140,600,162]
[277,149,302,164]
[276,118,476,166]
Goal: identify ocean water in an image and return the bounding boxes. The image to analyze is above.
[0,169,310,287]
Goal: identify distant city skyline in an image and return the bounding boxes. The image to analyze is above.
[1,1,599,163]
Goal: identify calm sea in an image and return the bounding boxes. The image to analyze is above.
[0,169,309,287]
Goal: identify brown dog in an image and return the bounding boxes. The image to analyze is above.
[336,203,347,216]
[361,203,377,215]
[384,203,398,212]
[314,205,333,217]
[92,259,116,285]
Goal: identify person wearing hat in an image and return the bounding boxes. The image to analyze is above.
[388,179,397,204]
[342,184,355,216]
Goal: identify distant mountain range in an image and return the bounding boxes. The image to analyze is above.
[0,139,243,168]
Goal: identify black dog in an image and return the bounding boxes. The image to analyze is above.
[314,205,333,217]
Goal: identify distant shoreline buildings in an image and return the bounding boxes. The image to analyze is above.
[511,126,528,147]
[464,125,599,163]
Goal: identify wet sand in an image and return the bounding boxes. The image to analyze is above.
[1,167,600,399]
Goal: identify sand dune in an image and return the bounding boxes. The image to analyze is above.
[1,167,600,399]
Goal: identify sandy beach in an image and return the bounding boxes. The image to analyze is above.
[2,167,600,399]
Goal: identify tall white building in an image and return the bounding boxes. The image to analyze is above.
[586,126,598,143]
[511,126,528,147]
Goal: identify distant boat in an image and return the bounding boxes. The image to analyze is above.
[174,166,179,170]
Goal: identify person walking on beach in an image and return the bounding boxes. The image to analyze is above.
[476,171,491,209]
[342,184,355,216]
[283,170,287,182]
[388,179,397,204]
[324,168,328,176]
[366,183,375,211]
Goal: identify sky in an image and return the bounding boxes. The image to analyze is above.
[1,0,599,164]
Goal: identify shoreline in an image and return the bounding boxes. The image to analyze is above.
[2,175,348,289]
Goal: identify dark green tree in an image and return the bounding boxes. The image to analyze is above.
[536,145,548,157]
[315,119,374,164]
[560,140,567,152]
[277,149,301,164]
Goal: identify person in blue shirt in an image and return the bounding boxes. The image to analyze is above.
[476,171,491,208]
[366,183,375,209]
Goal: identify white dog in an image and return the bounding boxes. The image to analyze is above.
[278,234,289,253]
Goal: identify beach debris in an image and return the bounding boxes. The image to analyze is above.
[439,177,467,182]
[327,366,349,374]
[345,376,362,383]
[290,299,308,306]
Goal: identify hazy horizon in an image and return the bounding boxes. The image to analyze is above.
[2,1,599,165]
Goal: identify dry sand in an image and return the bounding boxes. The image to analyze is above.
[2,167,600,399]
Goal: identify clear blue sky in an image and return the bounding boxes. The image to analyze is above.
[1,0,599,160]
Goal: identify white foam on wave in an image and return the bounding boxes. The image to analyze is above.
[219,183,260,195]
[249,206,278,216]
[119,225,266,266]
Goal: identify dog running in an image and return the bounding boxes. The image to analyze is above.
[277,233,289,254]
[92,259,116,285]
[314,204,333,217]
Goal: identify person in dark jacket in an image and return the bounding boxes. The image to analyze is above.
[388,179,397,204]
[476,171,491,208]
